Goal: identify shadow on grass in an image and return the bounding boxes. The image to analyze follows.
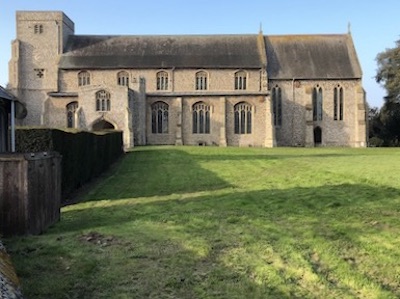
[81,148,231,201]
[58,183,400,234]
[9,183,400,298]
[79,147,364,203]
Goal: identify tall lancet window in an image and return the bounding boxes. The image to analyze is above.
[333,85,344,121]
[312,86,323,121]
[272,85,282,126]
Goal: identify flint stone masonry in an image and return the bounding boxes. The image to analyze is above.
[8,11,367,148]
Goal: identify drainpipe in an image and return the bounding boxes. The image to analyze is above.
[10,99,15,152]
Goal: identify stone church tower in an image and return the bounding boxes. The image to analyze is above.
[8,11,367,148]
[8,11,74,126]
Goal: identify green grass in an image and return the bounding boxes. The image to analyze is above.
[5,146,400,298]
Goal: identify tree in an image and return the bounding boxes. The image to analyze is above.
[368,106,384,146]
[376,39,400,103]
[375,39,400,145]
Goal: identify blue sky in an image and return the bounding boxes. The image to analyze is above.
[1,0,399,108]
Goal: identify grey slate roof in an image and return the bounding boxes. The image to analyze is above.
[59,33,362,80]
[265,34,362,79]
[0,86,13,101]
[60,35,263,69]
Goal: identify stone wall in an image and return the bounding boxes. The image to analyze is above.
[269,79,366,147]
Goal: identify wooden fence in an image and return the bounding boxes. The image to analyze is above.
[0,152,61,236]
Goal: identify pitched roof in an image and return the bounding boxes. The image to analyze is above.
[0,86,13,101]
[59,35,263,69]
[265,34,362,79]
[59,33,362,80]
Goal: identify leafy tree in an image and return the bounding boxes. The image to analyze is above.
[368,106,384,146]
[375,39,400,145]
[376,39,400,103]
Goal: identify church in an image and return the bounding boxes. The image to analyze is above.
[7,11,367,148]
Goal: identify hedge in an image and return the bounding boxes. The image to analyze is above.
[15,128,124,202]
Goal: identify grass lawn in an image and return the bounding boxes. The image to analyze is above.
[4,146,400,299]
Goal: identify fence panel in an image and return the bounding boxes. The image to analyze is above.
[0,152,61,236]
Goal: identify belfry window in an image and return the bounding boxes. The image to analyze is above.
[272,85,282,126]
[333,85,344,121]
[195,71,208,90]
[157,71,169,90]
[117,71,129,86]
[151,102,169,134]
[192,102,210,134]
[312,86,323,121]
[95,90,111,112]
[234,102,252,134]
[235,71,247,90]
[34,24,43,34]
[78,71,90,86]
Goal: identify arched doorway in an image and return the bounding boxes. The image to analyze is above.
[314,126,322,146]
[92,119,115,131]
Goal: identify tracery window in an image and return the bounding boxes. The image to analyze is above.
[234,102,252,134]
[151,102,169,134]
[95,90,111,112]
[235,71,247,90]
[78,71,90,86]
[312,86,323,121]
[117,71,129,86]
[66,101,78,128]
[272,85,282,126]
[192,102,210,134]
[195,71,208,90]
[157,71,169,90]
[333,85,344,121]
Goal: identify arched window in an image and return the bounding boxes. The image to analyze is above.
[333,85,344,121]
[78,71,90,86]
[117,71,129,86]
[234,102,252,134]
[151,102,169,134]
[157,71,169,90]
[235,71,247,90]
[312,86,323,121]
[66,101,78,128]
[272,85,282,126]
[192,102,210,134]
[195,71,208,90]
[95,90,111,112]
